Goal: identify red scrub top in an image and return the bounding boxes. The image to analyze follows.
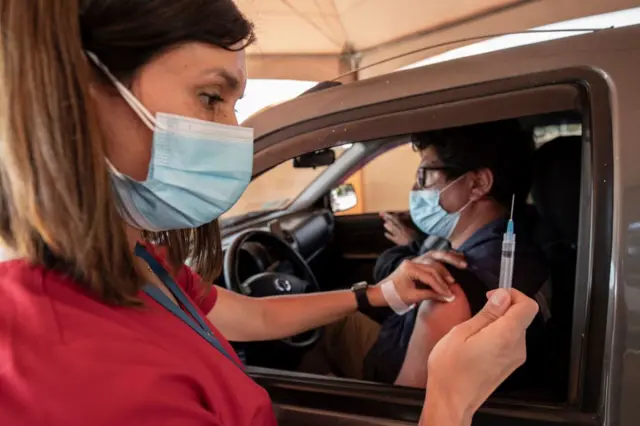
[0,246,278,426]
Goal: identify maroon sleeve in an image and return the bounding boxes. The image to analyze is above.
[144,243,218,314]
[175,264,219,315]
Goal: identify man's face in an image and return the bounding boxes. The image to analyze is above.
[416,147,474,214]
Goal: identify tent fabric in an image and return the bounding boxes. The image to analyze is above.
[238,0,639,81]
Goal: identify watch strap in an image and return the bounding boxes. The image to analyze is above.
[352,281,372,311]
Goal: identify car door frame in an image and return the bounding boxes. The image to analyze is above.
[240,63,615,426]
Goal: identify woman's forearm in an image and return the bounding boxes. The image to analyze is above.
[254,286,384,341]
[420,392,472,426]
[209,259,454,342]
[207,285,383,342]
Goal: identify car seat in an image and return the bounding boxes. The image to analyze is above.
[530,135,582,400]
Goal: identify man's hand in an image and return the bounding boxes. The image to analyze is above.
[381,212,418,246]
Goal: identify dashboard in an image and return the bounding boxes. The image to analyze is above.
[220,209,335,287]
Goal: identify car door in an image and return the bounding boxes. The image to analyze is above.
[240,22,628,422]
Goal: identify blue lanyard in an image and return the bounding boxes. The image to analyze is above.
[135,244,244,371]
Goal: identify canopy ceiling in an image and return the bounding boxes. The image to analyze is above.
[237,0,640,81]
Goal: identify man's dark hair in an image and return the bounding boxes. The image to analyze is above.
[412,119,535,210]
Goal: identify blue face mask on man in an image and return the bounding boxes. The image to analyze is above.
[87,52,253,232]
[409,174,471,239]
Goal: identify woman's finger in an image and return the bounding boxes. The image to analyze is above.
[498,289,539,329]
[487,289,538,317]
[412,289,454,302]
[412,256,456,284]
[424,259,456,284]
[428,250,467,269]
[407,262,453,297]
[452,289,513,338]
[459,289,539,340]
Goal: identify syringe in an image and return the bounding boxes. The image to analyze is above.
[498,195,516,290]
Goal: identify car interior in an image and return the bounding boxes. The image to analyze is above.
[217,111,585,407]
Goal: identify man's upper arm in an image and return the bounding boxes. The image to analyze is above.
[395,284,472,388]
[394,266,490,388]
[448,267,491,315]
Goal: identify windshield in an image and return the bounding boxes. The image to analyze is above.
[221,145,350,221]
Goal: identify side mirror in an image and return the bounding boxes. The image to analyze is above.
[330,183,358,213]
[293,149,336,169]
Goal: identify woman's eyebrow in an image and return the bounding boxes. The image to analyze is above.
[202,68,240,90]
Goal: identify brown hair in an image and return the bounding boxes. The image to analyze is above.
[0,0,254,304]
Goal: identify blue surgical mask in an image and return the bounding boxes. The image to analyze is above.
[409,175,469,239]
[87,52,253,231]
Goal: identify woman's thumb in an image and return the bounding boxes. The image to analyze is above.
[455,289,512,337]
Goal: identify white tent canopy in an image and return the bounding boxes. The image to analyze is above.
[238,0,640,81]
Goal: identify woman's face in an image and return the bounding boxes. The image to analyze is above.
[93,42,247,181]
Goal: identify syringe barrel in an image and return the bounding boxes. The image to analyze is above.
[498,236,516,290]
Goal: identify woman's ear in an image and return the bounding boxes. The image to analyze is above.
[469,168,494,201]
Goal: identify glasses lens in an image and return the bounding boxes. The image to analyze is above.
[416,167,445,188]
[416,168,425,188]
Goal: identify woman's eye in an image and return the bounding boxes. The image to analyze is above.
[198,93,224,110]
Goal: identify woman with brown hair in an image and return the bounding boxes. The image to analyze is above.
[0,1,538,425]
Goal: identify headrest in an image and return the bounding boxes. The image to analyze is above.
[531,136,582,245]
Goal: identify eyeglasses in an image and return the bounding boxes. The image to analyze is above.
[416,165,466,189]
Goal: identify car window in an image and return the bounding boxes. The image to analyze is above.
[334,124,582,216]
[222,145,351,220]
[336,143,421,216]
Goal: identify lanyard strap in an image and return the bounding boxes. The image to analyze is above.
[135,244,243,370]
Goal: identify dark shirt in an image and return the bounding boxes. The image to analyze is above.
[362,217,550,384]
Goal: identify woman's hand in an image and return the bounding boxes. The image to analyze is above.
[421,289,539,426]
[415,249,467,270]
[381,212,418,246]
[367,257,460,307]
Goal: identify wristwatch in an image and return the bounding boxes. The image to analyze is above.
[351,281,372,312]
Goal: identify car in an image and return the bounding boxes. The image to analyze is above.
[215,24,640,426]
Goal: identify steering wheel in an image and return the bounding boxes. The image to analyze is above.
[223,229,322,348]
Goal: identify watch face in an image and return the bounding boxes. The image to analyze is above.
[352,281,368,291]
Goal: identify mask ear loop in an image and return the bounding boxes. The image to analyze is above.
[85,51,161,132]
[439,172,475,214]
[439,173,467,194]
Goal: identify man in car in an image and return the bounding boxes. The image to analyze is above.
[299,120,550,389]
